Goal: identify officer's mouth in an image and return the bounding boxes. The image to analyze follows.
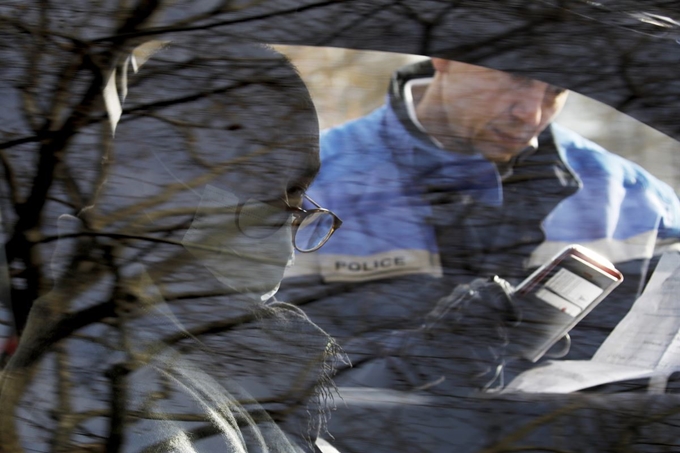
[492,128,532,146]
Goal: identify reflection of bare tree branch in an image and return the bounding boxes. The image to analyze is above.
[478,401,587,453]
[47,53,91,130]
[161,0,269,30]
[3,48,112,340]
[0,149,22,208]
[437,14,557,65]
[160,289,240,303]
[392,0,460,54]
[83,121,114,212]
[111,0,162,45]
[93,142,279,228]
[137,112,220,170]
[160,312,259,348]
[52,344,75,453]
[0,13,83,45]
[309,2,391,48]
[121,81,251,117]
[130,411,210,422]
[0,134,49,151]
[57,163,86,212]
[91,0,343,43]
[38,231,187,247]
[105,363,129,453]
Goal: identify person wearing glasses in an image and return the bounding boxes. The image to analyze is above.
[0,43,342,453]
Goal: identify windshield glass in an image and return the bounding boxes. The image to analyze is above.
[2,3,680,453]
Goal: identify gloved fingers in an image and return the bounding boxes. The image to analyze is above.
[426,275,520,334]
[473,275,520,325]
[425,283,476,325]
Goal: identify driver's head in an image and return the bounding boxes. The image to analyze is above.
[96,43,319,227]
[419,58,569,162]
[92,44,319,299]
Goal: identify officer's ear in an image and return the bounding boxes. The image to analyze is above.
[431,58,451,73]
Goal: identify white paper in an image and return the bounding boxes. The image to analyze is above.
[593,250,680,370]
[505,361,654,393]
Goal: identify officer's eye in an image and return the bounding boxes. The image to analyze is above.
[509,73,533,87]
[547,85,567,97]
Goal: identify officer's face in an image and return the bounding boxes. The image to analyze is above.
[433,59,569,162]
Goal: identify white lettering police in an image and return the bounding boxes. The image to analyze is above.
[336,256,406,272]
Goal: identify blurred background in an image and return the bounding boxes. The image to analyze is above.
[278,46,680,193]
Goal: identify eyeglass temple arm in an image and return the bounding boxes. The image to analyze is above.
[303,193,343,227]
[303,193,323,209]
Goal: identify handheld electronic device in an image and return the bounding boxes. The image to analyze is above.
[511,244,624,362]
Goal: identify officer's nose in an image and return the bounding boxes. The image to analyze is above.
[509,85,546,128]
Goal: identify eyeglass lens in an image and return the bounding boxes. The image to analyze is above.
[295,211,336,251]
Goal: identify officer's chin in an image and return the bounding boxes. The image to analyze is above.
[482,150,516,163]
[480,142,527,163]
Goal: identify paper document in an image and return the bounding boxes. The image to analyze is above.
[506,248,680,394]
[505,361,654,393]
[593,249,680,370]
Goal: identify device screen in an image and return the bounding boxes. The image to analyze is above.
[531,254,619,317]
[512,246,623,362]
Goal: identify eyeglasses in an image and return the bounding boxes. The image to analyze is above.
[235,193,342,253]
[289,194,343,253]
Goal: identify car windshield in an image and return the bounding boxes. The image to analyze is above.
[2,3,680,453]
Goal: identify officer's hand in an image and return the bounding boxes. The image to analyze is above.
[423,276,519,391]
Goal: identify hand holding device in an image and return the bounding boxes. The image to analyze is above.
[425,276,519,391]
